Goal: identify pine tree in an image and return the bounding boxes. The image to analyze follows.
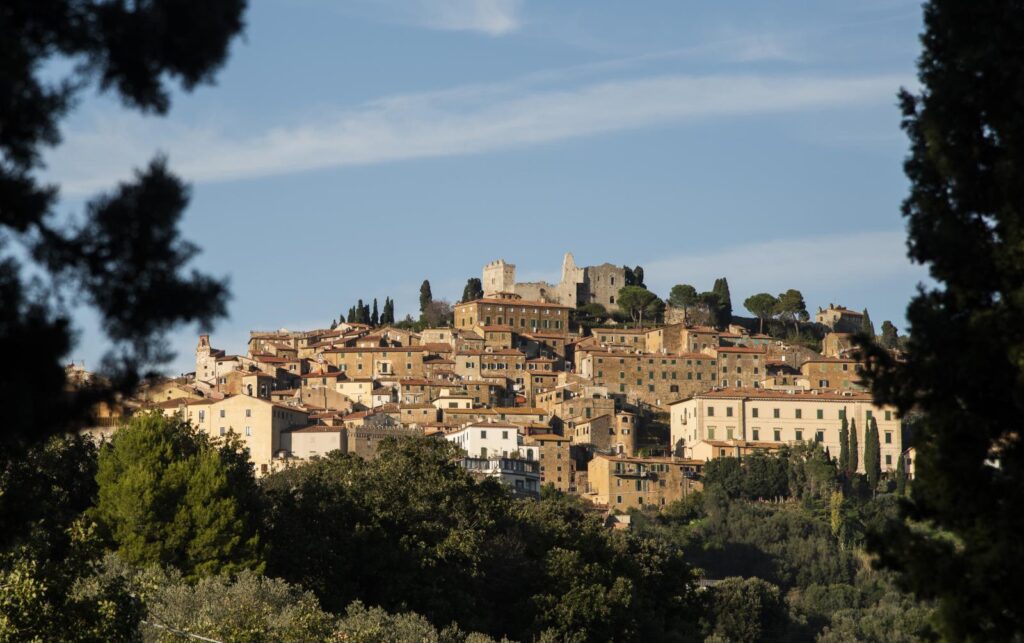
[419,280,433,317]
[848,417,859,474]
[93,411,263,580]
[839,417,850,474]
[371,299,379,326]
[861,308,876,337]
[712,277,733,328]
[865,417,882,493]
[896,451,907,496]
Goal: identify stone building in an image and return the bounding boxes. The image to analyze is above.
[575,348,720,408]
[481,253,626,312]
[815,304,865,333]
[584,453,703,511]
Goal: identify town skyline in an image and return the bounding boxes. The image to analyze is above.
[47,0,927,375]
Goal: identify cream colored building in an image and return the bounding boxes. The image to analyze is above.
[281,425,344,459]
[159,395,308,476]
[669,388,902,473]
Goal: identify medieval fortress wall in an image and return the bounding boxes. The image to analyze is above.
[482,253,625,312]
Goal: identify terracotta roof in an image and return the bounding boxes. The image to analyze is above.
[284,424,344,433]
[525,433,569,442]
[668,387,879,405]
[592,452,704,465]
[325,346,426,354]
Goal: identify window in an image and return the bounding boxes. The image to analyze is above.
[752,428,760,441]
[219,409,226,418]
[245,426,252,436]
[885,432,892,444]
[795,429,803,441]
[795,409,802,419]
[773,408,780,419]
[219,427,225,436]
[752,408,759,418]
[707,428,715,440]
[502,430,508,439]
[708,406,715,417]
[198,410,205,421]
[245,408,251,418]
[774,429,781,441]
[885,454,892,465]
[817,409,824,420]
[815,430,824,442]
[885,410,893,421]
[726,428,734,440]
[480,430,487,439]
[726,407,733,417]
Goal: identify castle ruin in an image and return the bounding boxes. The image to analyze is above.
[482,253,626,312]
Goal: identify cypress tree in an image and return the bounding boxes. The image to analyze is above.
[384,298,395,324]
[419,280,433,317]
[712,277,733,328]
[839,417,850,474]
[346,307,355,323]
[371,299,379,326]
[865,417,882,493]
[861,308,876,337]
[634,266,645,288]
[848,418,859,474]
[362,302,371,324]
[896,451,907,496]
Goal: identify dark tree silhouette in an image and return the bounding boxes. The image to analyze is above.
[858,2,1024,637]
[0,0,246,452]
[461,278,483,303]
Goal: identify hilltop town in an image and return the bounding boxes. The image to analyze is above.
[84,252,909,512]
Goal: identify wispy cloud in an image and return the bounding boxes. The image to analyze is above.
[353,0,523,36]
[424,0,523,36]
[48,72,905,195]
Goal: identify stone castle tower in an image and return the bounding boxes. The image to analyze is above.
[482,259,516,297]
[195,334,216,384]
[558,252,584,308]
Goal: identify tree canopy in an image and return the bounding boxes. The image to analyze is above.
[92,411,263,580]
[616,286,661,326]
[856,1,1024,637]
[744,293,778,334]
[775,289,808,334]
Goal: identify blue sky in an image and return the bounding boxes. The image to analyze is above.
[47,0,929,375]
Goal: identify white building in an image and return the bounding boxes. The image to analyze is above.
[460,456,540,497]
[445,421,538,460]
